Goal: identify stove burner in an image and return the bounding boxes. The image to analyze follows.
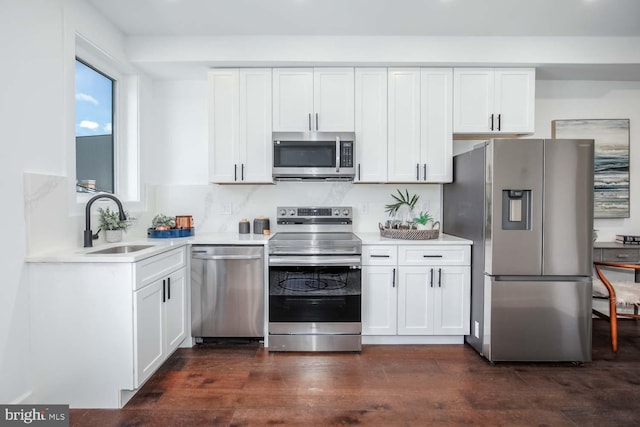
[278,272,347,292]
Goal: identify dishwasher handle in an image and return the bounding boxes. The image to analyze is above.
[192,253,262,261]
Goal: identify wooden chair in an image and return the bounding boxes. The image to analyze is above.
[593,261,640,352]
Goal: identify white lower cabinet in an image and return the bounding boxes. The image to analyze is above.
[134,267,186,387]
[362,244,470,341]
[29,246,188,408]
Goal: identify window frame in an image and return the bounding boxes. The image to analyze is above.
[71,34,141,211]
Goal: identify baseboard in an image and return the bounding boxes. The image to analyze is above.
[362,335,464,345]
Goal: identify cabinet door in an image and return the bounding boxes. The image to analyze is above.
[208,69,240,183]
[453,68,494,133]
[362,266,397,335]
[420,68,453,183]
[354,68,387,183]
[239,69,273,183]
[494,68,535,134]
[388,68,421,182]
[272,68,313,131]
[164,268,187,354]
[134,280,164,387]
[397,267,433,335]
[314,68,355,132]
[432,266,470,335]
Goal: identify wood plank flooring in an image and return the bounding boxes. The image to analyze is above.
[71,319,640,426]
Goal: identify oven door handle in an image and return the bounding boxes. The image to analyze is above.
[269,256,361,267]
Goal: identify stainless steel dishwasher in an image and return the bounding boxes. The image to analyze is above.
[191,245,264,340]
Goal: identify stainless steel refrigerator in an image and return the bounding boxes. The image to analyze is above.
[443,139,593,362]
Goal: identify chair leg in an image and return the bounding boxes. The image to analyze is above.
[610,299,618,352]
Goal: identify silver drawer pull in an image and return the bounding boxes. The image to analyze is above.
[423,255,443,258]
[371,255,390,258]
[616,254,630,258]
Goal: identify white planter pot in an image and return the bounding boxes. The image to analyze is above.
[105,229,123,243]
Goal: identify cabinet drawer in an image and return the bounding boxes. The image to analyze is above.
[135,247,187,290]
[399,245,470,266]
[362,246,398,265]
[601,248,640,263]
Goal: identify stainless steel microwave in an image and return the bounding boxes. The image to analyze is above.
[272,132,356,181]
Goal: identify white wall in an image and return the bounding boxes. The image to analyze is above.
[534,80,640,242]
[0,0,147,404]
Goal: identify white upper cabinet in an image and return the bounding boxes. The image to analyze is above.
[453,68,535,135]
[420,68,453,183]
[388,68,453,183]
[273,68,354,132]
[388,68,421,182]
[354,68,387,182]
[208,69,272,183]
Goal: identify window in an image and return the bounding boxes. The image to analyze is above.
[75,58,115,194]
[72,33,140,206]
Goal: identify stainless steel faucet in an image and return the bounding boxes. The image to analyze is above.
[84,194,126,247]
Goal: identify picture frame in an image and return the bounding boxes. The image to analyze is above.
[552,119,630,219]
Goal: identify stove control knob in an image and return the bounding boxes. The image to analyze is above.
[279,209,287,216]
[333,209,340,216]
[342,209,350,216]
[288,209,296,216]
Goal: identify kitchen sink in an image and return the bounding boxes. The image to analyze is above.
[87,244,154,255]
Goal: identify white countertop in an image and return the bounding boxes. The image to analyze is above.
[356,232,472,245]
[26,231,470,263]
[26,232,271,263]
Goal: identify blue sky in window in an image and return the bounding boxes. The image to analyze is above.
[75,60,113,137]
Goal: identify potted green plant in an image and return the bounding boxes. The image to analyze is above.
[412,211,435,230]
[151,214,176,230]
[98,207,131,243]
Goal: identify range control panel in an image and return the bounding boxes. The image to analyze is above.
[276,206,352,219]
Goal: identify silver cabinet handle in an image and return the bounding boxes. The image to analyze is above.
[430,268,434,287]
[438,268,442,288]
[392,268,396,288]
[308,113,311,131]
[416,164,420,181]
[358,164,361,181]
[617,254,630,258]
[316,113,319,130]
[234,164,237,181]
[490,114,494,131]
[497,114,502,131]
[192,254,262,261]
[371,254,390,258]
[241,163,245,181]
[423,163,427,181]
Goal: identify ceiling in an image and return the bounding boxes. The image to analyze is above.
[88,0,640,37]
[85,0,640,80]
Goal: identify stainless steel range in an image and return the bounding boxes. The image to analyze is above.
[268,206,362,352]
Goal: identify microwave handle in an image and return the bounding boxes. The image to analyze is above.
[336,136,341,172]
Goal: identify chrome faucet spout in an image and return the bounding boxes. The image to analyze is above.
[84,194,126,247]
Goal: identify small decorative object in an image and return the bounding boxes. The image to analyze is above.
[552,119,630,218]
[253,217,270,234]
[239,219,250,234]
[385,188,419,218]
[98,207,131,243]
[151,213,176,230]
[147,213,194,238]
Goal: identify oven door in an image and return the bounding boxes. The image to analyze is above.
[268,260,361,324]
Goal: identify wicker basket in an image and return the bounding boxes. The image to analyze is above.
[378,221,440,240]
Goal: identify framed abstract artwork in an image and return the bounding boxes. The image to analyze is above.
[552,119,630,219]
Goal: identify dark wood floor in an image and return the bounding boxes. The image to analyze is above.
[71,319,640,426]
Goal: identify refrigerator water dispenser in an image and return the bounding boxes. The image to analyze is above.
[502,190,531,230]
